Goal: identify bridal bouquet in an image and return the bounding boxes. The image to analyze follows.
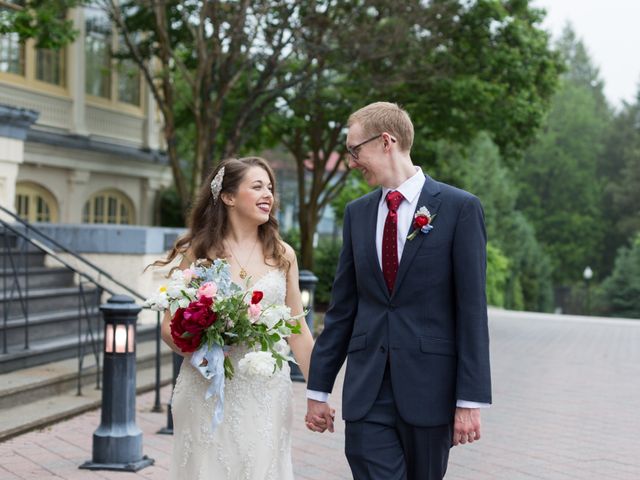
[144,259,302,429]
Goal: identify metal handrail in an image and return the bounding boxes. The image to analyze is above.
[0,205,145,301]
[1,210,165,409]
[0,219,117,297]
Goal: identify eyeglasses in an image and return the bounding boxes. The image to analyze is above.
[346,134,396,160]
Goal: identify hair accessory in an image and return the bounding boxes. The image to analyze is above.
[210,166,225,203]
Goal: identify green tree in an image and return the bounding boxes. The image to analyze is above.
[516,26,611,285]
[0,0,81,48]
[272,0,562,269]
[600,235,640,319]
[430,133,553,311]
[486,243,509,307]
[267,0,420,269]
[399,0,563,165]
[606,89,640,235]
[598,93,640,274]
[100,0,312,211]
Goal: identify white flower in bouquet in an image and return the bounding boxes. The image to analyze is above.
[238,351,277,378]
[167,282,197,299]
[273,339,292,358]
[259,305,292,330]
[166,283,185,298]
[171,268,194,286]
[170,269,185,283]
[144,287,169,311]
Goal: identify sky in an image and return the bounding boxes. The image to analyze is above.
[533,0,640,108]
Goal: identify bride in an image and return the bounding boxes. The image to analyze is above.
[156,156,317,479]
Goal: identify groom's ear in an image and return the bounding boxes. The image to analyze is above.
[381,132,396,150]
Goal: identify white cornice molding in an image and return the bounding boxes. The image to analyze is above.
[24,142,170,181]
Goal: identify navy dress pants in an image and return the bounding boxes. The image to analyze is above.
[345,364,453,480]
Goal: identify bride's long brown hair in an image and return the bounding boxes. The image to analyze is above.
[152,157,289,271]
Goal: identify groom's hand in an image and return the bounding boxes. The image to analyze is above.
[305,399,335,433]
[453,407,482,446]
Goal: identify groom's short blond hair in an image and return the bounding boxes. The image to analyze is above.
[348,102,414,152]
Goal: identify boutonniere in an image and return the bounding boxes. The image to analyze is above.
[407,206,436,241]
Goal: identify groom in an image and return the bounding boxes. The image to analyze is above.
[305,102,492,479]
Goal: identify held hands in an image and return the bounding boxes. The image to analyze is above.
[453,407,482,446]
[305,399,335,433]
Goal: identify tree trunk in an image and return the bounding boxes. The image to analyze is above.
[299,205,316,271]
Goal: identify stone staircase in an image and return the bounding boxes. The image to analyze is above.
[0,341,174,442]
[0,226,174,441]
[1,230,101,373]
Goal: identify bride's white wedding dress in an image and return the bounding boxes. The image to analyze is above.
[169,269,294,480]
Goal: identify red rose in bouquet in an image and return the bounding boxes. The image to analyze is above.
[170,296,218,353]
[183,296,217,333]
[251,291,263,304]
[170,308,202,352]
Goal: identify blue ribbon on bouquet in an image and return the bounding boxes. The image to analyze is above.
[190,344,225,432]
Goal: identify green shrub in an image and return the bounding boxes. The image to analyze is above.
[313,240,342,309]
[486,243,509,307]
[600,234,640,319]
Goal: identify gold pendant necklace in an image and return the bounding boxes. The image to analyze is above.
[226,238,258,281]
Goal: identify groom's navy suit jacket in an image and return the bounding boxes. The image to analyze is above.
[308,175,492,427]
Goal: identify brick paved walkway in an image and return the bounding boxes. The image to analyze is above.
[2,309,640,479]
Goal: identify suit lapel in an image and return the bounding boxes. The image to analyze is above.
[392,176,442,298]
[363,189,389,298]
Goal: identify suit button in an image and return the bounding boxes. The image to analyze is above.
[380,346,386,353]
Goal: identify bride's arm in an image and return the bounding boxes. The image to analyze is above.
[160,253,194,356]
[283,243,314,381]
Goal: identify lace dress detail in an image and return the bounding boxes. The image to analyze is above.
[169,269,294,480]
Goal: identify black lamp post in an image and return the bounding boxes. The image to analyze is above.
[583,266,593,316]
[290,270,318,382]
[80,295,154,472]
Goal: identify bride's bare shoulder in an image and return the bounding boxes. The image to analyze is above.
[279,241,297,264]
[178,249,196,269]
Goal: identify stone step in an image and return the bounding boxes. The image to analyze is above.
[0,285,100,318]
[0,322,157,374]
[0,266,74,289]
[0,336,173,411]
[0,250,46,268]
[0,231,18,249]
[0,346,176,442]
[0,307,100,346]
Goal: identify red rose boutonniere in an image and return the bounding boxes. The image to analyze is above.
[407,206,436,241]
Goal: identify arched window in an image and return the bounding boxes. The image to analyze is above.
[15,182,59,223]
[83,189,135,225]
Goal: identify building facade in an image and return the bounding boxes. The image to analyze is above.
[0,6,171,226]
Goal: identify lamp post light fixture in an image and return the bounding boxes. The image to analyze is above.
[583,266,593,316]
[80,295,154,472]
[290,270,318,382]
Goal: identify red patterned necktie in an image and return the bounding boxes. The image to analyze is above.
[382,190,404,293]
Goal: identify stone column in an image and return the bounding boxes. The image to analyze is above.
[143,65,161,151]
[67,169,91,223]
[140,177,164,226]
[69,7,89,136]
[0,105,39,221]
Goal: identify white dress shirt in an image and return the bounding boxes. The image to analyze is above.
[308,168,489,409]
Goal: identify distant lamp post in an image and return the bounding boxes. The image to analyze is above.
[583,266,593,315]
[80,295,154,472]
[290,270,318,382]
